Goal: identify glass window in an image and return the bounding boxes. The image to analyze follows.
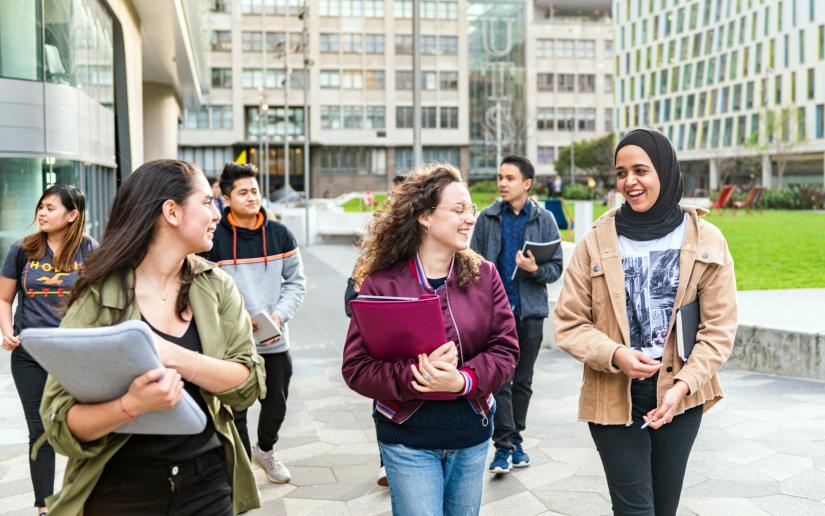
[341,33,363,53]
[538,73,554,92]
[440,106,458,129]
[394,0,412,18]
[211,68,232,88]
[245,106,304,139]
[320,69,340,88]
[187,107,210,129]
[211,30,232,52]
[396,70,413,90]
[422,1,437,18]
[366,106,386,129]
[809,68,816,100]
[438,0,458,20]
[604,74,614,94]
[440,71,458,90]
[365,34,385,54]
[396,106,413,128]
[242,31,263,52]
[321,105,341,129]
[364,0,384,17]
[320,33,339,53]
[558,74,575,92]
[439,36,458,55]
[576,40,596,58]
[365,70,385,89]
[816,104,823,139]
[210,0,230,12]
[604,39,613,55]
[536,146,555,165]
[341,69,363,89]
[578,74,596,93]
[605,108,614,132]
[422,106,437,128]
[422,35,437,54]
[44,0,114,108]
[395,34,412,55]
[422,71,437,90]
[537,108,554,130]
[321,147,386,175]
[577,108,596,131]
[211,106,233,129]
[537,39,553,58]
[343,106,363,129]
[556,39,574,58]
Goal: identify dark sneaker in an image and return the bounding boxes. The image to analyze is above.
[512,442,530,468]
[489,448,512,475]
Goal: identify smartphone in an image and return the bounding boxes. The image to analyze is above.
[251,311,281,345]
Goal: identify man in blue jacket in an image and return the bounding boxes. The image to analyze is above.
[204,163,306,484]
[470,155,563,475]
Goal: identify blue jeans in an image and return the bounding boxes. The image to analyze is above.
[379,440,488,516]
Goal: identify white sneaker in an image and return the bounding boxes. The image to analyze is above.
[376,465,388,487]
[252,444,291,483]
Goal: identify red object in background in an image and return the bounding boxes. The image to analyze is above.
[364,191,374,206]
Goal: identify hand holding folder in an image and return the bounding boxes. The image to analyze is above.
[348,294,459,400]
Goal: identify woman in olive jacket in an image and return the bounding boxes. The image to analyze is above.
[553,129,737,516]
[38,160,265,515]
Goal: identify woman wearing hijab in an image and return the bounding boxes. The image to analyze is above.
[553,129,738,516]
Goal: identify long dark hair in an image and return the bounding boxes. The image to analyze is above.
[21,184,87,272]
[353,163,481,289]
[69,159,203,322]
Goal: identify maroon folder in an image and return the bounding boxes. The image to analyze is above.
[349,294,458,400]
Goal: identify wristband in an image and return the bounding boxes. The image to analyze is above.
[118,396,136,419]
[187,353,203,383]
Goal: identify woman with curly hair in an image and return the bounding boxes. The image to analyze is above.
[342,163,519,516]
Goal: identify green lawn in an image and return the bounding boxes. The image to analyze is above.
[704,210,825,290]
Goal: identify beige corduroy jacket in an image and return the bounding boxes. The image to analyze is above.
[553,206,738,425]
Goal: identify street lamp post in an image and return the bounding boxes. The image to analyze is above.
[301,0,312,245]
[412,0,422,166]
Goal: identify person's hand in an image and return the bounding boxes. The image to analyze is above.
[515,250,539,273]
[410,353,464,393]
[2,331,20,351]
[612,347,662,379]
[643,381,690,430]
[260,313,282,345]
[121,368,184,416]
[428,341,458,367]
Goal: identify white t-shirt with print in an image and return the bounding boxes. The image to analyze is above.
[617,215,687,359]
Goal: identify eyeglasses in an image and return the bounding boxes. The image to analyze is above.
[431,203,478,220]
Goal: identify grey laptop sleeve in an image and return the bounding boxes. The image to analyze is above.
[20,320,207,435]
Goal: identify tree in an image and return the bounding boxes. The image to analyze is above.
[746,105,807,188]
[555,133,616,183]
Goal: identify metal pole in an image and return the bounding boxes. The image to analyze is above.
[284,63,290,206]
[258,115,263,179]
[495,100,502,166]
[412,0,422,166]
[302,0,311,246]
[569,113,576,184]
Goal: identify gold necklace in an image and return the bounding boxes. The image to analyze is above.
[138,272,180,305]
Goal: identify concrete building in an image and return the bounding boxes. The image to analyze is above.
[179,0,616,197]
[614,0,825,192]
[528,1,615,179]
[0,0,208,262]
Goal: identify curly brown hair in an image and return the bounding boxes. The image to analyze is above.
[353,163,481,289]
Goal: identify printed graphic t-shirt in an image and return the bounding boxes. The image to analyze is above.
[0,239,96,331]
[617,215,687,360]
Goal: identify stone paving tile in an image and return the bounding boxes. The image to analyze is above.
[280,498,353,515]
[532,489,613,516]
[286,465,337,486]
[507,460,578,490]
[750,494,825,516]
[479,491,548,516]
[483,472,532,504]
[751,452,815,481]
[344,488,392,515]
[779,468,825,500]
[285,482,375,501]
[683,478,781,498]
[681,496,772,515]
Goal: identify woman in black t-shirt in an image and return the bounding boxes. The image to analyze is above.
[0,184,96,516]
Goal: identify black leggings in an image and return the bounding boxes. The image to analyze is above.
[84,447,232,516]
[234,351,292,456]
[11,346,55,508]
[588,375,703,516]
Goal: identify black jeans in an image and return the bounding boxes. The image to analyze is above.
[234,350,292,456]
[588,375,703,516]
[492,317,544,451]
[85,447,232,516]
[11,346,55,507]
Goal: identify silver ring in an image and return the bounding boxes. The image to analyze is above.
[422,372,432,382]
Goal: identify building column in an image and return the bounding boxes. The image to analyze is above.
[762,154,772,189]
[142,82,180,162]
[709,158,719,191]
[822,152,825,187]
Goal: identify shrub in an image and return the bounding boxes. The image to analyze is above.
[762,188,803,209]
[469,180,498,194]
[562,182,598,200]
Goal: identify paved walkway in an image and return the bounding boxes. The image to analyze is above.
[2,245,825,515]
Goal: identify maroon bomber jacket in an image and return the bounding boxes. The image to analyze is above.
[342,257,519,425]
